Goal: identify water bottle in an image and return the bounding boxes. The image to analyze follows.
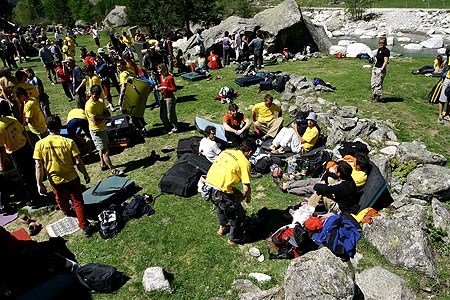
[287,161,297,173]
[300,158,310,178]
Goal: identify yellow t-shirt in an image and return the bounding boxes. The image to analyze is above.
[24,98,47,135]
[206,149,251,194]
[88,75,105,99]
[343,155,368,188]
[125,62,136,77]
[122,35,132,48]
[301,126,319,154]
[15,82,39,101]
[252,102,281,122]
[0,116,26,154]
[119,71,130,85]
[33,134,80,185]
[85,98,107,131]
[67,108,87,122]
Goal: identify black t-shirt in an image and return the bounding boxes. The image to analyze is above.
[375,47,390,68]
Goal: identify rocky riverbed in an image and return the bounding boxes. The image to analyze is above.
[304,8,450,57]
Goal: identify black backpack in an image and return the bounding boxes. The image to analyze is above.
[77,263,127,293]
[296,148,333,178]
[274,75,290,92]
[269,223,317,259]
[98,205,123,239]
[252,156,273,174]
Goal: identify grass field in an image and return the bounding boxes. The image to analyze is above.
[300,0,450,8]
[4,31,450,299]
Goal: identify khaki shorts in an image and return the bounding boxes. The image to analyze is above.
[90,130,109,151]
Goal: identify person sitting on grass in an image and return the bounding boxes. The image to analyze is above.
[412,54,447,76]
[270,112,319,154]
[222,103,252,147]
[307,161,359,214]
[252,93,283,141]
[199,125,222,163]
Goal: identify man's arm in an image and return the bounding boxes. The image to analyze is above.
[243,183,251,203]
[75,78,87,94]
[35,159,47,195]
[252,111,257,122]
[381,55,389,71]
[0,147,6,172]
[74,154,90,184]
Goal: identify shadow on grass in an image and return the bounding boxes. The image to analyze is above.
[245,207,291,243]
[381,97,403,103]
[177,94,198,103]
[118,152,171,173]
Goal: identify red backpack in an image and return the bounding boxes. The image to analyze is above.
[269,223,318,259]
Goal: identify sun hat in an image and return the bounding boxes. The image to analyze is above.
[306,112,317,122]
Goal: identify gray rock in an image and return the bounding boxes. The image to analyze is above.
[379,145,397,157]
[368,121,397,143]
[142,267,171,292]
[363,205,438,278]
[232,279,261,293]
[239,286,284,300]
[420,36,444,48]
[326,129,346,147]
[402,164,450,201]
[395,141,447,166]
[281,92,294,102]
[347,120,377,140]
[334,116,358,131]
[355,266,416,300]
[249,273,271,283]
[328,106,358,118]
[181,0,331,58]
[103,6,127,28]
[370,153,392,184]
[431,198,450,243]
[284,247,355,299]
[302,14,333,53]
[314,84,335,92]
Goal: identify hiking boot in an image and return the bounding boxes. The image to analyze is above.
[217,225,230,236]
[443,115,450,122]
[438,117,444,125]
[83,224,96,237]
[227,234,246,245]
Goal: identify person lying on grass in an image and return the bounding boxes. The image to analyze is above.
[269,112,318,154]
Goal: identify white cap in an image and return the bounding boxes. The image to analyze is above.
[306,112,318,122]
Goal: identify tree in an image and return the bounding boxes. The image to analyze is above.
[42,0,74,25]
[346,0,371,21]
[12,0,46,26]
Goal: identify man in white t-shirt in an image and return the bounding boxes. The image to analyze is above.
[199,125,222,162]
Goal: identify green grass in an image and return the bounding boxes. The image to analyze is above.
[299,0,450,8]
[5,32,450,299]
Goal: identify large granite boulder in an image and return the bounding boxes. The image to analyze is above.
[395,141,447,166]
[363,205,438,278]
[284,247,355,299]
[402,164,450,201]
[180,0,331,57]
[431,198,450,243]
[355,266,416,300]
[103,6,127,28]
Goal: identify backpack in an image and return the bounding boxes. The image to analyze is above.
[295,148,333,178]
[313,215,361,261]
[274,75,290,92]
[235,61,250,73]
[218,86,235,99]
[77,263,127,293]
[243,63,255,76]
[428,78,443,104]
[314,77,335,89]
[98,205,123,239]
[252,155,273,174]
[269,223,317,259]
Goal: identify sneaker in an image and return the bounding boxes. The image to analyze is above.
[261,135,271,141]
[251,171,263,178]
[83,225,96,237]
[443,115,450,122]
[438,117,444,125]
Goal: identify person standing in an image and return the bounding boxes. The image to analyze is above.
[202,139,257,244]
[438,47,450,124]
[196,29,206,56]
[252,93,283,140]
[92,24,101,48]
[66,57,87,110]
[157,63,179,134]
[54,59,74,102]
[85,85,124,176]
[34,115,95,237]
[14,87,48,140]
[38,41,58,85]
[248,30,264,70]
[221,31,231,66]
[370,37,390,103]
[0,103,41,208]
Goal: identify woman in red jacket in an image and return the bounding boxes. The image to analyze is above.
[157,63,179,134]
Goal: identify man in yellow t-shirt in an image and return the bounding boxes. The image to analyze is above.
[85,85,123,176]
[204,139,256,245]
[15,70,39,101]
[270,112,319,154]
[14,87,48,139]
[0,103,42,208]
[252,93,283,140]
[117,60,131,107]
[33,114,95,237]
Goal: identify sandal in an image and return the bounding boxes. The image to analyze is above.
[28,222,42,236]
[101,166,109,171]
[111,169,125,176]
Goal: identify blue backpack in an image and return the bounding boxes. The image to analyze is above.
[313,215,360,261]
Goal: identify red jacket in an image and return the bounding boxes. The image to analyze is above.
[159,75,177,98]
[208,54,220,70]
